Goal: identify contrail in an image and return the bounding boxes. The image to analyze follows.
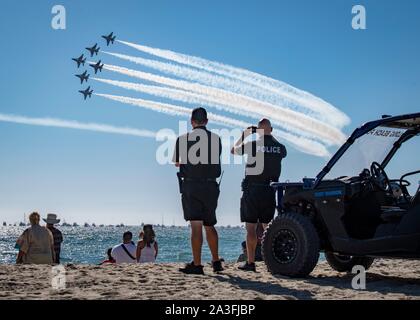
[94,77,336,146]
[93,77,271,126]
[0,113,157,139]
[101,63,346,146]
[116,40,350,127]
[103,51,343,127]
[94,93,330,157]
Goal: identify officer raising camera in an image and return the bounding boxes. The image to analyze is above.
[231,118,287,272]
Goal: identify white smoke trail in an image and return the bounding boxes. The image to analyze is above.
[101,63,346,146]
[117,40,350,127]
[94,93,331,157]
[94,77,335,146]
[103,51,342,127]
[0,113,157,139]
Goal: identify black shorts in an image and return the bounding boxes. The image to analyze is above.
[240,185,276,224]
[182,181,220,227]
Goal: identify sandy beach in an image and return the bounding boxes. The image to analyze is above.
[0,259,419,300]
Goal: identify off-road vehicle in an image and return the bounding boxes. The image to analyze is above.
[262,113,420,277]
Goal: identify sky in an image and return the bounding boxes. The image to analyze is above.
[0,0,419,225]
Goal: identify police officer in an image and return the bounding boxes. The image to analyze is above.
[173,107,224,275]
[231,118,287,272]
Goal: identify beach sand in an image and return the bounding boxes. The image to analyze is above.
[0,259,419,300]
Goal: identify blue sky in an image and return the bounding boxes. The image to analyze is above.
[0,0,419,225]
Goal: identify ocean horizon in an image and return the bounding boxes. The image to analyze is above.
[0,225,247,265]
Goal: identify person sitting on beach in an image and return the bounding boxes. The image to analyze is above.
[99,248,116,265]
[16,212,55,264]
[43,213,63,264]
[111,231,137,264]
[136,224,158,263]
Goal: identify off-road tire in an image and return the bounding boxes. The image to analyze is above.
[262,213,320,278]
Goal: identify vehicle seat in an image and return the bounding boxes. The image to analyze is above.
[380,206,407,223]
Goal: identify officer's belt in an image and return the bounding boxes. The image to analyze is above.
[246,181,273,187]
[184,177,217,182]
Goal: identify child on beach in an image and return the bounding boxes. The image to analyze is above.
[136,225,158,263]
[99,248,116,265]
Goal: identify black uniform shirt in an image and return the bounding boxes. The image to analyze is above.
[238,135,287,183]
[173,126,222,179]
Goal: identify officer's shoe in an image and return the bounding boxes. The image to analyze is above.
[179,262,205,275]
[238,262,256,272]
[212,259,224,272]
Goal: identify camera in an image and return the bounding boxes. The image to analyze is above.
[248,126,257,134]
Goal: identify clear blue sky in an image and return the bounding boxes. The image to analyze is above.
[0,0,419,225]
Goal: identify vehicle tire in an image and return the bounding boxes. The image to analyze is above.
[262,213,320,278]
[325,252,375,272]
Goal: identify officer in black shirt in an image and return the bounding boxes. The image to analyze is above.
[173,107,224,275]
[231,118,287,272]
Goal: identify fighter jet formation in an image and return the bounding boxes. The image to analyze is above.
[72,32,116,100]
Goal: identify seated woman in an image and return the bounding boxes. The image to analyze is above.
[136,225,158,263]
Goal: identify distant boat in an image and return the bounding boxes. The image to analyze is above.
[72,223,79,227]
[62,222,71,227]
[92,223,96,228]
[2,222,6,227]
[19,222,26,227]
[84,223,90,228]
[99,224,104,227]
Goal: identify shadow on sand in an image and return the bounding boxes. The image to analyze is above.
[303,272,420,297]
[212,271,420,300]
[212,274,314,300]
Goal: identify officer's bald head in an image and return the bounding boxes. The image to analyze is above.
[258,118,273,135]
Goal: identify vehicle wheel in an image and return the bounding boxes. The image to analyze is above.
[262,213,320,278]
[325,252,375,272]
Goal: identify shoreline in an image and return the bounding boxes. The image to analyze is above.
[0,259,419,300]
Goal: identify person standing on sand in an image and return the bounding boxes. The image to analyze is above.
[231,119,287,272]
[136,224,158,263]
[43,213,63,264]
[173,107,224,275]
[111,231,137,264]
[16,212,55,264]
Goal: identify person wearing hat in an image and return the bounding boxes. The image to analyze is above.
[44,213,63,264]
[173,107,224,275]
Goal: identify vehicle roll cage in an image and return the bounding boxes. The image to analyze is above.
[314,113,420,188]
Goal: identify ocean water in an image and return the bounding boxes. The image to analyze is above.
[0,225,246,265]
